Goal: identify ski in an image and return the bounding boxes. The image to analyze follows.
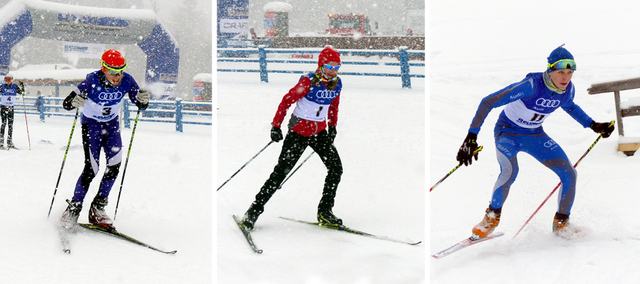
[232,215,263,254]
[279,217,421,246]
[58,227,72,254]
[431,232,505,259]
[78,223,177,255]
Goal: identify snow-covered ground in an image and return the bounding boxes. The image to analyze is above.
[0,111,211,283]
[216,60,425,283]
[431,1,640,283]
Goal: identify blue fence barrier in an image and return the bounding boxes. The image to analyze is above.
[122,99,212,132]
[217,46,425,88]
[13,96,212,132]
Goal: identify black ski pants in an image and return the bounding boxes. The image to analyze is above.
[251,129,343,214]
[0,105,14,144]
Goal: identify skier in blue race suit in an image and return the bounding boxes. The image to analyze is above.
[456,45,615,239]
[59,49,150,229]
[0,73,23,149]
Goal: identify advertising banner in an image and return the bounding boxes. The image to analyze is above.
[217,0,249,40]
[264,11,276,37]
[62,42,105,59]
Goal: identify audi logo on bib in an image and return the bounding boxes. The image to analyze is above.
[535,98,561,108]
[98,91,124,101]
[315,90,338,99]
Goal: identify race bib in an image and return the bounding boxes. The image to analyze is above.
[504,100,549,128]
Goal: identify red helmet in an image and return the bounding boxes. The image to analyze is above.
[101,49,127,72]
[318,46,341,67]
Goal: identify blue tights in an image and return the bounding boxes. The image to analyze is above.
[489,132,576,215]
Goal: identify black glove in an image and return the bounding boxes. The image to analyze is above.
[456,132,479,166]
[270,126,283,142]
[590,121,615,138]
[328,126,337,143]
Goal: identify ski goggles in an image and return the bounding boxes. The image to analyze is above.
[548,59,576,71]
[323,63,341,71]
[101,61,127,75]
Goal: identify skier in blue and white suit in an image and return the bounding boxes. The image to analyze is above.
[59,49,150,229]
[456,45,615,238]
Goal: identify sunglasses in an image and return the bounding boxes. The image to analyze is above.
[548,59,576,71]
[323,64,341,71]
[106,69,123,76]
[101,61,126,75]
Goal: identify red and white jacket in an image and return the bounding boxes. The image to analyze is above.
[271,72,342,137]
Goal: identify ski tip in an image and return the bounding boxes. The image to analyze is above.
[63,249,71,254]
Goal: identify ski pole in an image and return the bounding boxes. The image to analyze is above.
[277,152,314,190]
[19,82,31,150]
[430,146,483,192]
[47,109,79,218]
[217,140,274,191]
[512,126,611,239]
[113,110,141,220]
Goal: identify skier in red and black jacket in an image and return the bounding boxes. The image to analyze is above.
[240,46,344,230]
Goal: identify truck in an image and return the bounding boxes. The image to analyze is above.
[326,13,376,36]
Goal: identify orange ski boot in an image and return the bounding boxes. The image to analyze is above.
[472,206,501,239]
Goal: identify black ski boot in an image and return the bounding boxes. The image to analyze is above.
[317,185,342,226]
[7,136,15,149]
[241,202,264,231]
[317,208,342,226]
[60,199,82,229]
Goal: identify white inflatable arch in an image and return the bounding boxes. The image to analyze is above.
[0,0,179,98]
